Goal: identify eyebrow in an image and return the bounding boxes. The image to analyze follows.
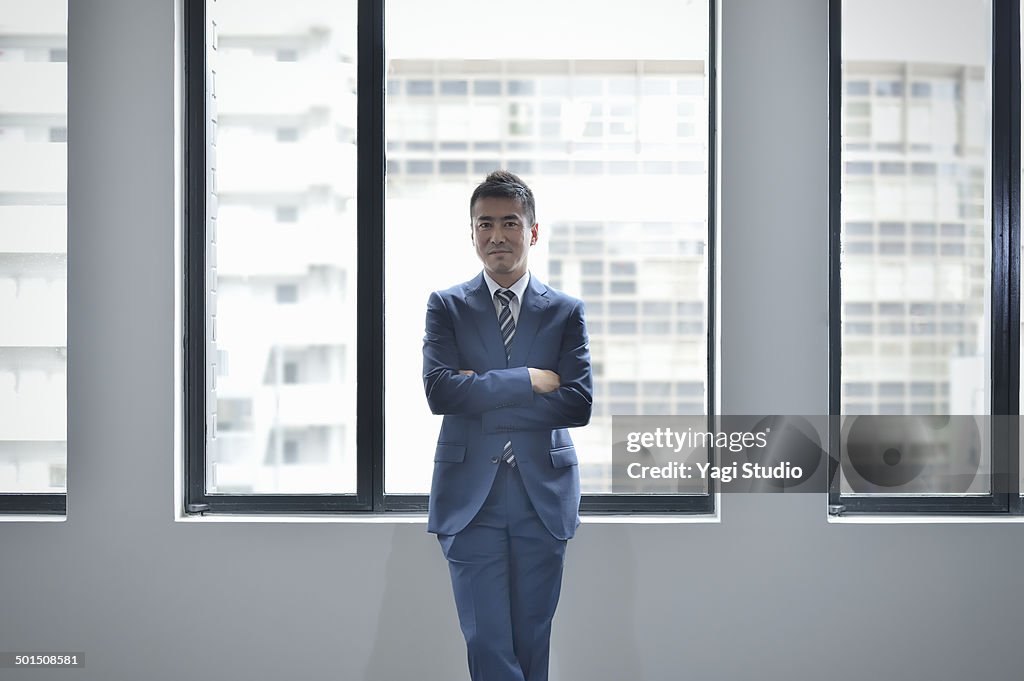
[475,214,522,222]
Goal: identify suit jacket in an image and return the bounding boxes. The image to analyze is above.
[422,272,593,540]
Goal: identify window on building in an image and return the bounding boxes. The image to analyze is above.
[283,439,299,464]
[275,205,299,223]
[183,0,714,516]
[276,127,300,143]
[274,284,299,304]
[283,361,300,385]
[830,0,1024,516]
[0,2,68,515]
[275,48,299,63]
[382,0,715,516]
[183,0,358,509]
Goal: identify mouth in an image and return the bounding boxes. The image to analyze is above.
[488,250,511,255]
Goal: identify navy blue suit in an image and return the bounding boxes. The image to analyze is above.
[423,271,592,681]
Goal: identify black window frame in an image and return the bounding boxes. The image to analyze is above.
[827,0,1023,516]
[181,0,717,516]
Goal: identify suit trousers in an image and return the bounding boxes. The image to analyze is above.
[437,460,568,681]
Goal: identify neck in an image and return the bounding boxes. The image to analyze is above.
[489,269,525,289]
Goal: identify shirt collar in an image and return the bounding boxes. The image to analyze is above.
[482,270,530,302]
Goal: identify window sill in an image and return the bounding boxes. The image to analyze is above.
[172,512,721,524]
[828,514,1024,524]
[0,515,66,523]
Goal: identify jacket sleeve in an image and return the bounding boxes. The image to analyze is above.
[422,291,535,415]
[480,299,593,433]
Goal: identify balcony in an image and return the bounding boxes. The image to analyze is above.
[216,298,353,349]
[216,60,356,119]
[0,63,66,116]
[0,276,66,346]
[0,369,66,439]
[216,139,356,194]
[216,219,353,276]
[0,206,67,253]
[0,143,66,196]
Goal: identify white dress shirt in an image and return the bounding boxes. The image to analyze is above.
[482,270,530,326]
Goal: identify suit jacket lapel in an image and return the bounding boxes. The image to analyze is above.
[508,275,550,368]
[466,274,508,369]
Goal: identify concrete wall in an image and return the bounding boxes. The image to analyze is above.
[2,1,1023,680]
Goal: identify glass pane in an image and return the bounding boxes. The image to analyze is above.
[0,1,68,494]
[384,0,711,494]
[207,0,357,494]
[840,0,991,495]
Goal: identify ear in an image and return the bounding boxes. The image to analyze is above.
[529,222,539,246]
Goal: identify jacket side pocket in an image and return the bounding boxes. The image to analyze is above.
[434,443,466,463]
[549,445,577,468]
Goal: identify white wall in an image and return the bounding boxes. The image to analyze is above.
[1,1,1023,680]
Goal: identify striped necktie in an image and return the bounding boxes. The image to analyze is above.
[495,289,517,467]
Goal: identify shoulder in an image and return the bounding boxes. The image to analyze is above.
[430,275,483,302]
[533,278,585,316]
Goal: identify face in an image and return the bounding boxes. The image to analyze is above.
[470,196,539,285]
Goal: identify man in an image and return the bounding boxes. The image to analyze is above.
[422,170,593,681]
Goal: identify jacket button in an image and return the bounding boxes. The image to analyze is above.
[490,456,500,464]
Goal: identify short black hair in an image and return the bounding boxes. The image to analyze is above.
[469,170,536,226]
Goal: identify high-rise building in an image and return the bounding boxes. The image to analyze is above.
[841,63,989,418]
[384,58,710,493]
[208,2,358,493]
[0,1,68,494]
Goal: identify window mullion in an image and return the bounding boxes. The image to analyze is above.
[992,0,1021,509]
[358,0,386,512]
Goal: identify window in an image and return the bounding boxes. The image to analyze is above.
[382,0,714,513]
[0,3,68,515]
[274,284,299,304]
[283,361,299,384]
[829,0,1021,515]
[440,80,467,96]
[275,205,299,223]
[275,48,298,63]
[185,0,715,515]
[184,0,358,510]
[283,439,299,464]
[276,127,300,143]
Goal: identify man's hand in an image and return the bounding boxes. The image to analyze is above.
[458,370,475,376]
[528,368,560,394]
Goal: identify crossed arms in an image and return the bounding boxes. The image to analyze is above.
[422,291,593,433]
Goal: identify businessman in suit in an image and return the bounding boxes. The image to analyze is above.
[422,170,593,681]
